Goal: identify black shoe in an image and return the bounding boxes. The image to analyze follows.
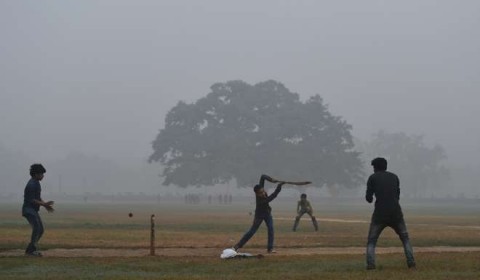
[408,263,416,269]
[25,251,43,257]
[366,265,376,270]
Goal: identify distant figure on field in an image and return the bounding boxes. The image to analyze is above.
[233,174,283,253]
[22,164,54,257]
[293,193,318,231]
[365,157,416,270]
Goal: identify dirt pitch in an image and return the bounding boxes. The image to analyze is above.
[1,246,480,258]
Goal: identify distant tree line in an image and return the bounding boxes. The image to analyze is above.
[0,80,461,198]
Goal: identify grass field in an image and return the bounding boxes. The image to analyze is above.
[1,197,479,279]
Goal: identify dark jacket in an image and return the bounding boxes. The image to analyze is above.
[23,178,41,212]
[255,185,282,218]
[253,175,282,218]
[366,171,403,223]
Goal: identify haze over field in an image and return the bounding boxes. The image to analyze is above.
[1,1,478,196]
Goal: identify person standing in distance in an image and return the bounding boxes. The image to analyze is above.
[365,157,416,270]
[22,164,54,257]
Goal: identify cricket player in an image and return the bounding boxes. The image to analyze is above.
[365,157,416,270]
[233,174,284,253]
[22,164,54,257]
[293,193,318,231]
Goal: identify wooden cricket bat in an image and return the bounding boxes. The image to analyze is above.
[278,181,312,186]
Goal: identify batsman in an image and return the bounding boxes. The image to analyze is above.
[233,174,283,253]
[232,175,311,253]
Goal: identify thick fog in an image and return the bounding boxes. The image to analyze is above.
[1,1,478,196]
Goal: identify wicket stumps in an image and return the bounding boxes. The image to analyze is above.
[150,214,155,256]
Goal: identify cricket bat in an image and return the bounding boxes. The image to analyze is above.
[278,181,312,186]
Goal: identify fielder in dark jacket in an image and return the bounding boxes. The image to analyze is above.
[365,158,416,270]
[22,164,54,257]
[233,174,283,253]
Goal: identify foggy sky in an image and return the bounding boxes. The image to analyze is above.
[1,0,479,166]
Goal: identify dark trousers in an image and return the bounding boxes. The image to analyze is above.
[366,217,415,268]
[23,209,44,253]
[235,214,274,251]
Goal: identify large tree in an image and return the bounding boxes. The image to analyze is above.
[149,80,363,188]
[358,131,450,198]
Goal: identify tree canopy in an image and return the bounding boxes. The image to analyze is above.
[149,80,363,188]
